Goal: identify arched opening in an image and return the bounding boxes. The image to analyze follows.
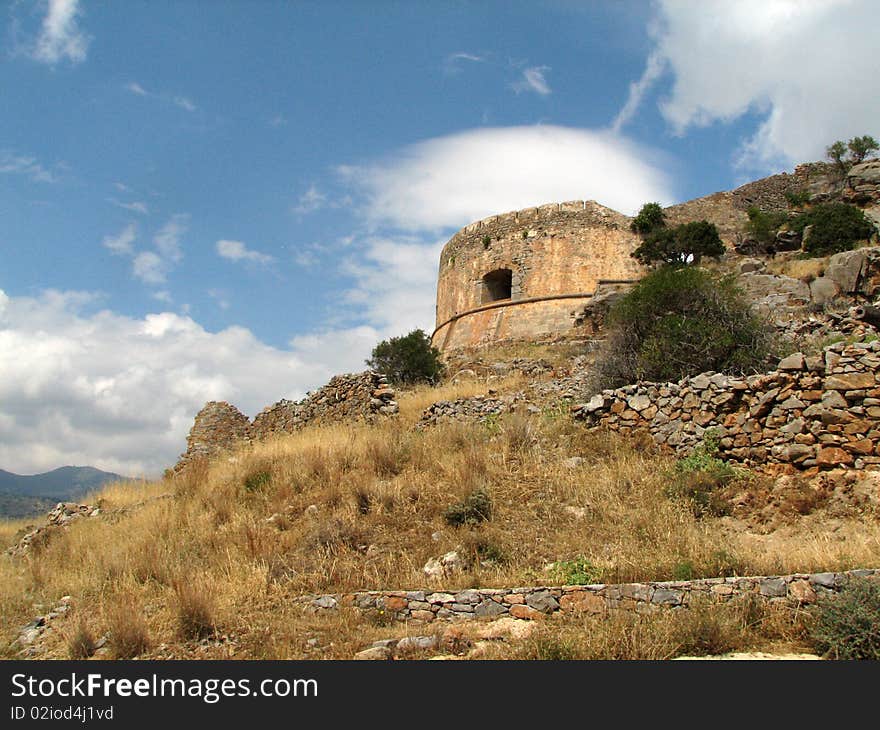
[482,268,512,303]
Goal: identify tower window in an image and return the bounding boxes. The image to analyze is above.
[482,268,512,303]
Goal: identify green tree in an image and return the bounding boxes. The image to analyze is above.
[746,206,789,246]
[630,202,666,235]
[632,220,725,266]
[847,135,879,164]
[592,266,772,389]
[365,329,444,385]
[826,140,848,173]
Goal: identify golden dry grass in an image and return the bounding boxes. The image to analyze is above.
[1,382,878,659]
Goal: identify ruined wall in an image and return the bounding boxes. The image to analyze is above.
[573,340,880,471]
[173,371,398,472]
[433,201,644,351]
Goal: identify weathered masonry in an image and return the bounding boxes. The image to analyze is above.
[432,201,644,351]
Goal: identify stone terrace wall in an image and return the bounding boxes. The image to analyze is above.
[572,340,880,471]
[173,371,398,472]
[297,569,879,622]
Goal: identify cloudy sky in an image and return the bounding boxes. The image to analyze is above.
[2,0,878,476]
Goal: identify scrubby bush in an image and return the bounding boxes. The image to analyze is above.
[664,431,735,517]
[550,557,604,585]
[791,203,874,256]
[827,135,879,172]
[365,329,444,386]
[809,577,880,659]
[592,266,773,389]
[746,206,789,246]
[444,488,492,527]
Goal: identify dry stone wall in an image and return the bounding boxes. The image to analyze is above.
[173,371,398,472]
[573,340,880,471]
[297,569,879,622]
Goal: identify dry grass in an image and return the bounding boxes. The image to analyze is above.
[765,255,829,283]
[0,381,878,659]
[483,594,811,660]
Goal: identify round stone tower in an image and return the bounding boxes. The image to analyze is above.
[432,200,645,351]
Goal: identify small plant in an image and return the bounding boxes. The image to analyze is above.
[174,579,216,641]
[243,469,271,493]
[67,619,97,659]
[665,431,736,517]
[521,229,529,239]
[784,189,811,208]
[482,234,491,248]
[809,577,880,659]
[551,557,604,585]
[107,603,150,659]
[444,488,492,527]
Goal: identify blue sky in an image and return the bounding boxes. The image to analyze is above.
[1,0,878,476]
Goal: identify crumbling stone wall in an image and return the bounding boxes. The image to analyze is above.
[298,569,879,623]
[573,340,880,471]
[173,371,398,472]
[433,201,644,351]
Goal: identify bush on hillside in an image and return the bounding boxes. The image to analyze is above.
[809,577,880,660]
[745,206,789,246]
[790,203,874,256]
[592,266,773,390]
[365,329,444,386]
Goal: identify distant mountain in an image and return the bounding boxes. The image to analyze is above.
[0,466,130,502]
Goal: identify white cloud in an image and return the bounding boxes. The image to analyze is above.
[611,52,666,134]
[510,66,552,96]
[341,125,674,230]
[174,96,197,112]
[102,223,136,256]
[443,51,486,75]
[0,151,59,183]
[110,199,149,215]
[0,288,340,476]
[293,185,327,215]
[32,0,89,65]
[132,252,166,285]
[216,240,274,265]
[153,214,187,263]
[644,0,880,170]
[125,82,148,96]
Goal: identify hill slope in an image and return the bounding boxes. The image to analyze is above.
[0,466,129,518]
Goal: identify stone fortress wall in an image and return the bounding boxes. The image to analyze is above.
[432,201,645,351]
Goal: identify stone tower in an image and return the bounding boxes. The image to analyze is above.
[432,200,645,351]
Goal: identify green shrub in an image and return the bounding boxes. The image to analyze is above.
[365,329,444,386]
[593,266,773,389]
[443,488,492,527]
[630,202,666,235]
[809,577,880,659]
[746,206,789,245]
[784,189,811,209]
[243,470,271,493]
[550,557,604,585]
[791,203,874,256]
[664,431,735,517]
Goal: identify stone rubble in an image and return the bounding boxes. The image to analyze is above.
[174,371,398,472]
[7,503,101,557]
